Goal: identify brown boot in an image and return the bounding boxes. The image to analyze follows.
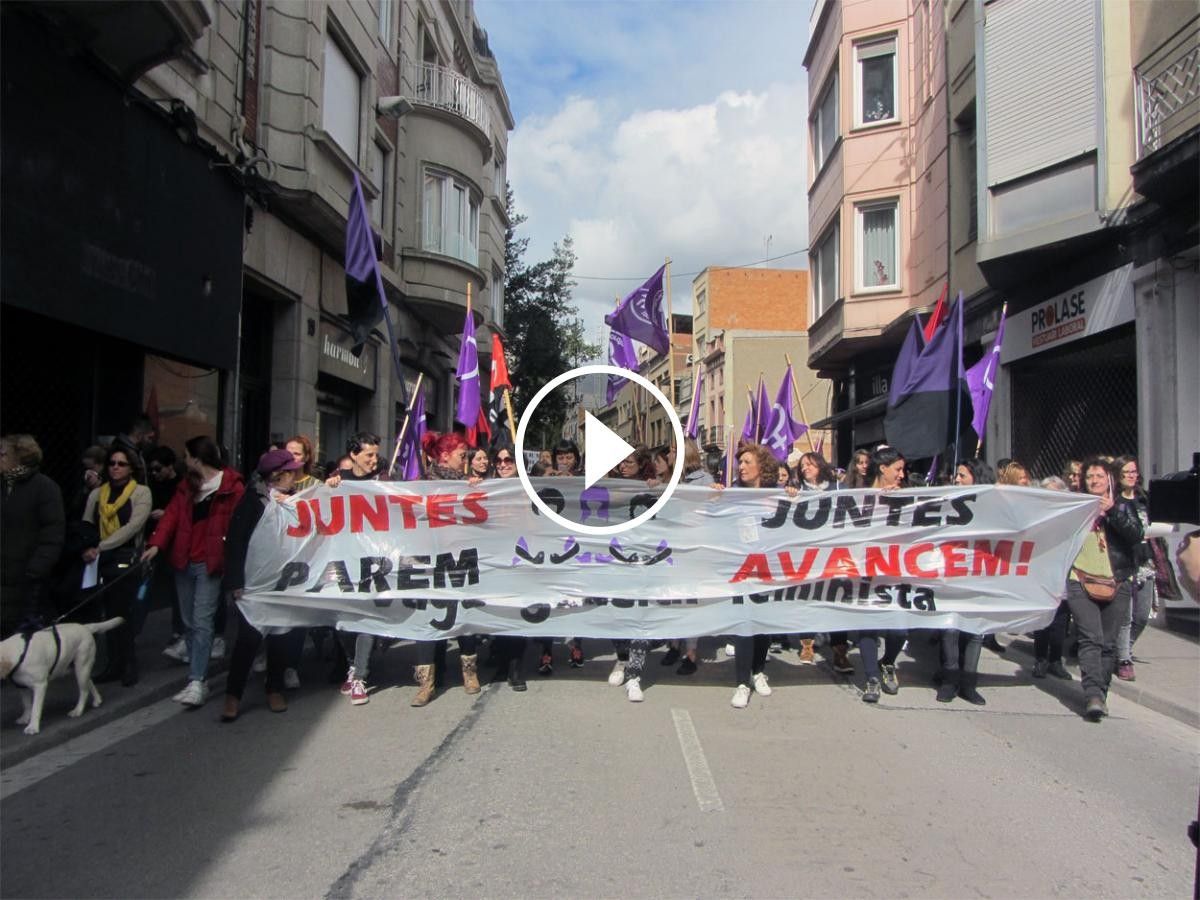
[412,664,436,707]
[461,654,481,694]
[266,691,288,713]
[798,639,815,665]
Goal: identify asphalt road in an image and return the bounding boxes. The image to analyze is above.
[2,638,1196,898]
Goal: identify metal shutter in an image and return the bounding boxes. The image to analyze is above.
[983,0,1099,187]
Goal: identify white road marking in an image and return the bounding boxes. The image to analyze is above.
[1,698,184,800]
[671,707,725,813]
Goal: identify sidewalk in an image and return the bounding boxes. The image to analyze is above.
[1003,620,1199,729]
[1,606,228,769]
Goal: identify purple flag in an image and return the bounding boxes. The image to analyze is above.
[755,377,770,443]
[605,265,669,356]
[685,367,704,440]
[606,326,639,405]
[345,174,387,356]
[455,310,480,426]
[965,305,1006,440]
[760,366,807,461]
[397,390,427,481]
[884,292,973,459]
[740,387,757,443]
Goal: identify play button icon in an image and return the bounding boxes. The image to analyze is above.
[582,411,635,489]
[514,364,685,535]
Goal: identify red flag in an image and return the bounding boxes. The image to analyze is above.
[490,334,511,390]
[922,282,950,343]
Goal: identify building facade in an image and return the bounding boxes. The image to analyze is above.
[1,0,511,482]
[803,0,950,465]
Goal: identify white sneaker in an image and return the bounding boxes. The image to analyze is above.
[625,677,644,702]
[171,685,190,702]
[162,637,189,663]
[731,684,752,708]
[251,650,267,673]
[210,636,227,661]
[283,668,301,690]
[752,671,772,696]
[724,643,736,657]
[177,680,208,707]
[608,660,626,686]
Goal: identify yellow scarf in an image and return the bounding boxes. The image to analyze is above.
[98,480,138,540]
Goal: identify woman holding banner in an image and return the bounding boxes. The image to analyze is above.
[856,446,909,704]
[486,446,527,692]
[936,459,995,705]
[725,443,779,709]
[608,447,656,701]
[1068,457,1143,721]
[411,431,482,707]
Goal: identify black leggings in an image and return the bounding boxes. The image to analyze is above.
[226,603,286,698]
[415,636,478,665]
[1034,601,1070,662]
[733,635,770,686]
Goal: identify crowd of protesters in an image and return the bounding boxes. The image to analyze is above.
[1,417,1196,726]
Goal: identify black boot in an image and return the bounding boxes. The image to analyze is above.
[959,672,986,705]
[936,672,958,703]
[507,656,527,692]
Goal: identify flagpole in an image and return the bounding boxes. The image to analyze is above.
[726,430,734,487]
[756,373,765,443]
[465,283,473,475]
[784,353,818,453]
[951,293,964,479]
[388,372,424,477]
[665,257,677,430]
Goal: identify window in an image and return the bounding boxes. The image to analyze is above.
[491,267,504,327]
[965,127,977,242]
[493,153,506,198]
[811,69,839,172]
[369,140,389,228]
[378,0,394,45]
[854,37,897,127]
[323,30,361,160]
[696,288,706,315]
[422,168,480,265]
[811,218,840,319]
[855,200,899,291]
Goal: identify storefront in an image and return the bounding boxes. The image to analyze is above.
[999,264,1138,477]
[315,321,377,466]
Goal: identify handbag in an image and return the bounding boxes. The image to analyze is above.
[1072,567,1118,603]
[1072,527,1118,603]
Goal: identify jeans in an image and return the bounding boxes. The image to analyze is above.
[1034,601,1071,663]
[940,629,982,675]
[1116,577,1154,662]
[624,640,650,679]
[1064,580,1132,700]
[226,603,286,699]
[415,636,478,665]
[733,635,770,686]
[857,631,905,680]
[175,562,222,682]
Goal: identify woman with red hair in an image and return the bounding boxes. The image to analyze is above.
[410,431,481,707]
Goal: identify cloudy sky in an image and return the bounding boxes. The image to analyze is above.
[478,0,815,354]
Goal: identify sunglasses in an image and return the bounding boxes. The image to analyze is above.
[496,457,515,464]
[109,461,131,468]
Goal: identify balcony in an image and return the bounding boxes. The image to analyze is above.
[1135,23,1199,159]
[406,61,492,144]
[1133,22,1200,209]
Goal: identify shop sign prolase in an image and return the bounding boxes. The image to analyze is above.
[318,322,376,391]
[1001,264,1135,364]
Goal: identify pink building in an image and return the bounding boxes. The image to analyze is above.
[803,0,948,461]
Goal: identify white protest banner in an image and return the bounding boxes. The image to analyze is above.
[240,481,1098,640]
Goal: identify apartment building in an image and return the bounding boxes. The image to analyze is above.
[949,0,1197,478]
[690,267,828,458]
[1,0,511,480]
[803,0,949,464]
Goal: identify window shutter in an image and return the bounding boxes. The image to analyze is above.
[983,0,1099,187]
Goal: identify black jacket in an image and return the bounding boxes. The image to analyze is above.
[1101,496,1144,582]
[222,477,271,593]
[1,469,65,630]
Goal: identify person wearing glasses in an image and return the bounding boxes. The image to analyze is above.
[485,447,528,691]
[1113,454,1154,682]
[83,447,152,686]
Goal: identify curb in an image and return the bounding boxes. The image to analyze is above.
[1,663,228,770]
[1004,641,1198,730]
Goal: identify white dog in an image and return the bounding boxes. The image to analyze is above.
[0,618,124,735]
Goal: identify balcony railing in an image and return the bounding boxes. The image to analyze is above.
[407,61,492,138]
[1135,22,1200,158]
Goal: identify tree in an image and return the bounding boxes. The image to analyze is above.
[503,187,599,446]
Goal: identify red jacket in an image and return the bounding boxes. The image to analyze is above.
[149,468,245,576]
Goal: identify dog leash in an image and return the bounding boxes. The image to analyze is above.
[52,560,152,625]
[5,626,61,682]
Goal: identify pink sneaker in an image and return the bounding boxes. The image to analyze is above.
[339,666,356,696]
[349,678,369,705]
[1116,660,1135,682]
